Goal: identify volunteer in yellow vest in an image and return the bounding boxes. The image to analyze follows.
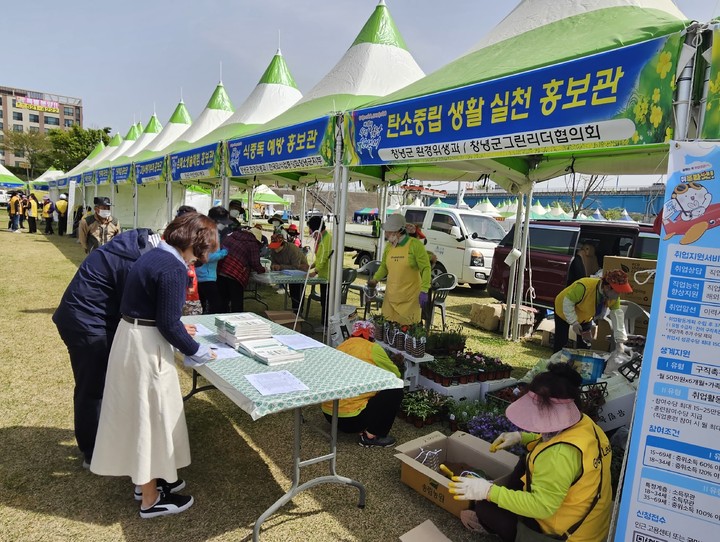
[449,363,612,542]
[553,269,631,354]
[368,213,431,325]
[42,195,55,235]
[79,196,121,254]
[321,320,403,448]
[27,193,39,234]
[7,191,21,232]
[55,194,69,236]
[307,215,332,330]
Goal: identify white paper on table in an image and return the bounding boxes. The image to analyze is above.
[272,334,325,350]
[208,345,240,360]
[245,370,309,396]
[192,323,213,337]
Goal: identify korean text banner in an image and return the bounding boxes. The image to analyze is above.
[56,176,68,188]
[135,157,165,185]
[615,141,720,541]
[346,34,681,166]
[96,168,110,185]
[82,171,94,186]
[66,175,80,188]
[111,164,131,185]
[169,143,221,182]
[226,116,333,177]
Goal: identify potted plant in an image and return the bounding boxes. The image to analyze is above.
[394,324,408,351]
[405,323,427,358]
[445,325,467,353]
[466,409,524,455]
[446,399,484,432]
[371,314,386,342]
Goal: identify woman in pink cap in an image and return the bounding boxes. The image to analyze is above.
[449,363,612,542]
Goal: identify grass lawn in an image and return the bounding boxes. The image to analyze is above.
[0,227,552,542]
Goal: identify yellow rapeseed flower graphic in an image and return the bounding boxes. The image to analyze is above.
[650,105,663,128]
[632,131,640,143]
[652,88,661,103]
[634,98,649,122]
[657,52,672,79]
[664,127,673,143]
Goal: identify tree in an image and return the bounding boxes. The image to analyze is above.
[565,173,608,218]
[0,129,52,178]
[46,125,111,173]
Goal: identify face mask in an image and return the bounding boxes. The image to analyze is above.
[229,209,240,218]
[605,288,620,300]
[217,223,226,231]
[387,233,401,246]
[98,210,111,219]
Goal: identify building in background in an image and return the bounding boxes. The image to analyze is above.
[0,85,83,166]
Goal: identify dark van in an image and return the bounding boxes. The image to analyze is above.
[487,220,659,310]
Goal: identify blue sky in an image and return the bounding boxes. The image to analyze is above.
[3,0,714,136]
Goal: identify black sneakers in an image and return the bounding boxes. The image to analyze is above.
[358,433,396,448]
[134,478,186,501]
[139,490,194,519]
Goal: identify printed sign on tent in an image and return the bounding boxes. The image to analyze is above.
[615,141,720,541]
[169,142,221,182]
[111,164,131,185]
[96,168,110,185]
[66,175,80,188]
[81,171,94,186]
[226,116,332,177]
[135,157,165,185]
[346,34,682,167]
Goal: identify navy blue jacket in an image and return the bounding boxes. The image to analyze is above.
[53,228,156,338]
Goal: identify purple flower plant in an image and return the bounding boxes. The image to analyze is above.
[466,412,525,456]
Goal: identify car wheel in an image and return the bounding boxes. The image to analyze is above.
[431,262,447,279]
[356,253,372,269]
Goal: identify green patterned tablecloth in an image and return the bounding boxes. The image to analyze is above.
[183,314,403,420]
[252,271,327,285]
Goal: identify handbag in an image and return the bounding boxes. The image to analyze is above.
[515,426,605,542]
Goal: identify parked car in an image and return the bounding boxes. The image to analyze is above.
[0,189,10,209]
[402,206,506,289]
[488,220,659,310]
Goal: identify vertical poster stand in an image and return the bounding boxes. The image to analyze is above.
[612,141,720,541]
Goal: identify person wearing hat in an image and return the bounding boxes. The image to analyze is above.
[268,233,309,312]
[285,223,302,248]
[307,215,332,328]
[217,226,266,313]
[552,269,631,353]
[367,213,431,325]
[449,363,612,541]
[79,196,121,254]
[42,195,56,235]
[268,212,287,238]
[321,320,403,447]
[55,194,69,236]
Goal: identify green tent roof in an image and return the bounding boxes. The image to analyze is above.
[352,0,407,50]
[259,52,298,88]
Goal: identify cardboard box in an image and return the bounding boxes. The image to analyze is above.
[395,431,517,518]
[469,303,502,331]
[603,256,656,308]
[595,374,637,432]
[263,310,305,331]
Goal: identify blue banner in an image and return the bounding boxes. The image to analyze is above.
[56,176,68,188]
[616,141,720,541]
[111,164,131,185]
[66,174,80,188]
[226,116,331,176]
[347,35,679,166]
[169,142,221,182]
[82,171,94,186]
[135,157,165,185]
[48,179,57,188]
[96,168,110,185]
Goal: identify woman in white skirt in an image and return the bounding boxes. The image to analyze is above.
[91,212,218,518]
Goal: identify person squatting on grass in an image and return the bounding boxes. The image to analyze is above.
[90,213,218,518]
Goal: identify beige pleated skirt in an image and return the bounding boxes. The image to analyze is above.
[91,319,191,485]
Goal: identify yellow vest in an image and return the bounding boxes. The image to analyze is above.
[42,201,53,219]
[55,199,68,215]
[382,239,422,325]
[524,415,612,542]
[555,277,604,324]
[321,338,378,417]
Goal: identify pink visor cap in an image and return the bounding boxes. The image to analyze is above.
[505,391,582,433]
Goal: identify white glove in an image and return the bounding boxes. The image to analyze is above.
[490,431,522,452]
[449,476,493,501]
[571,322,583,336]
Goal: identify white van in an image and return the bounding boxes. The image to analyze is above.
[401,206,505,290]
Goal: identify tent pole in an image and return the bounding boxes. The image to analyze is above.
[221,142,230,208]
[695,25,713,137]
[675,27,699,140]
[503,195,524,340]
[512,186,533,341]
[248,176,256,226]
[376,169,387,259]
[300,185,307,245]
[333,165,350,321]
[133,178,139,229]
[166,175,173,226]
[326,114,345,335]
